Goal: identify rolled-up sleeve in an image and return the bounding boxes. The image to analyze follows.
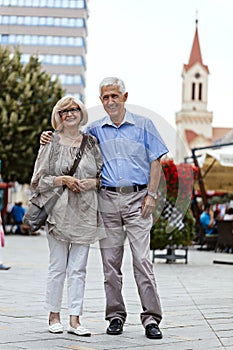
[144,119,169,163]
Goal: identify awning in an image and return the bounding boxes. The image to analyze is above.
[195,145,233,193]
[198,145,233,167]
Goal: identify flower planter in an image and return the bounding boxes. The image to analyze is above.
[150,160,197,264]
[151,247,188,264]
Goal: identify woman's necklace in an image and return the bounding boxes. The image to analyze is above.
[63,133,81,141]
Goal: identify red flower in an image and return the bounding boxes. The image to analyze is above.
[160,160,197,204]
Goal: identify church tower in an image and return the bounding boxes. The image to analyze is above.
[175,20,213,163]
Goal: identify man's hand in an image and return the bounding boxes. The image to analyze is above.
[79,179,98,191]
[141,195,156,219]
[40,131,53,145]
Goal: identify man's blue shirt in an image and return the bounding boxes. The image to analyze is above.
[85,110,169,187]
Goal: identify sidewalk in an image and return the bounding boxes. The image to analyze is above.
[0,232,233,350]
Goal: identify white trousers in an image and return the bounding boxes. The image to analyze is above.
[46,233,89,315]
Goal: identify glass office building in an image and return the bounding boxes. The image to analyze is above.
[0,0,88,101]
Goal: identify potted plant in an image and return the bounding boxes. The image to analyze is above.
[150,160,198,263]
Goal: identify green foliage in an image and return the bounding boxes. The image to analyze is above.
[150,208,195,250]
[0,46,64,183]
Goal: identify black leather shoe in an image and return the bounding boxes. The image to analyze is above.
[106,318,123,335]
[145,323,163,339]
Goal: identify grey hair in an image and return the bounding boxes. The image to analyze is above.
[99,77,126,95]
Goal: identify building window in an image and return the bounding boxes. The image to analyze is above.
[0,15,85,28]
[0,0,86,8]
[32,54,84,66]
[55,74,84,85]
[1,34,9,43]
[198,83,202,101]
[0,34,84,47]
[192,83,195,100]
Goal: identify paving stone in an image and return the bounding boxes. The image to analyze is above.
[0,234,233,349]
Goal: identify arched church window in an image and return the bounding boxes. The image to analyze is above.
[192,83,195,100]
[198,83,202,100]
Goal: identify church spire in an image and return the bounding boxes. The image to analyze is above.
[184,20,209,73]
[175,16,213,164]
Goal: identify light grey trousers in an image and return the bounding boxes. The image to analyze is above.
[46,233,89,315]
[99,188,162,327]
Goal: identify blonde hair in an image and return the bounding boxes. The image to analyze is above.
[51,96,88,130]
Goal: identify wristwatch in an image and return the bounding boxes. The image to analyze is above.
[147,191,158,200]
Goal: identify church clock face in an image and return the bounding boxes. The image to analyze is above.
[195,72,201,79]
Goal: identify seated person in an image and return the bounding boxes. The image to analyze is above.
[11,202,26,234]
[200,203,218,235]
[223,207,233,220]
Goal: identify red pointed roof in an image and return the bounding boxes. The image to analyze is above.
[185,129,198,143]
[185,129,212,145]
[184,20,209,73]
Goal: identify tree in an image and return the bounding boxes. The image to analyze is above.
[0,46,64,183]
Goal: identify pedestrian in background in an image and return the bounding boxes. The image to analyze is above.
[200,203,218,235]
[11,202,27,234]
[0,212,11,270]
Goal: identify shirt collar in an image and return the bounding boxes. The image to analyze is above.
[101,110,135,127]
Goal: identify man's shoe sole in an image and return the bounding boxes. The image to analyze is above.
[106,329,123,335]
[146,333,163,339]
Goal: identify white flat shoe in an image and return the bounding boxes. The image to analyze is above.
[49,322,64,334]
[67,324,91,337]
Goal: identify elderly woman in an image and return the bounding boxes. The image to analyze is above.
[30,96,105,336]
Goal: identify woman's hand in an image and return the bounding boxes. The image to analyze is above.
[62,176,84,193]
[62,177,97,192]
[40,131,53,145]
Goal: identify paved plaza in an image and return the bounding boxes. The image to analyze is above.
[0,232,233,350]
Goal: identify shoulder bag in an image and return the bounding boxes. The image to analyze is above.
[23,134,88,232]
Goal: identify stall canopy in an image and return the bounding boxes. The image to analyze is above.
[195,144,233,193]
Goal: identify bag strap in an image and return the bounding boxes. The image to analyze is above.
[56,134,88,194]
[68,134,88,176]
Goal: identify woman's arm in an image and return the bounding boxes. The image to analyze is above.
[30,144,54,192]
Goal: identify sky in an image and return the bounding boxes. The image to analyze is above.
[85,0,233,129]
